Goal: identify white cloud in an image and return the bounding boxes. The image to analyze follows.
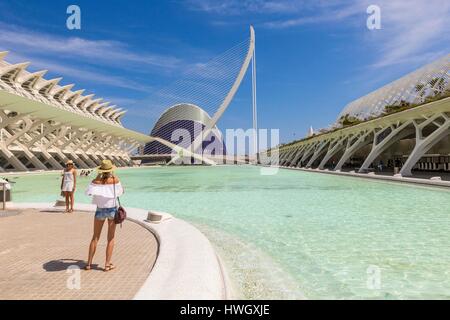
[190,0,450,68]
[0,23,181,70]
[0,23,188,95]
[367,0,450,67]
[263,2,364,28]
[186,0,309,15]
[266,0,450,67]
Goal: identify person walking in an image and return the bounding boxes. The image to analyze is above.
[84,160,124,272]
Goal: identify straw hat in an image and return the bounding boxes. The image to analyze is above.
[97,159,117,173]
[66,160,74,165]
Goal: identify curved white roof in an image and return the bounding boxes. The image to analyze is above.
[0,51,127,125]
[151,103,216,134]
[338,54,450,122]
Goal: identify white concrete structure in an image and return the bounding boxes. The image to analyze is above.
[143,103,226,160]
[0,44,254,171]
[0,51,156,171]
[165,26,256,165]
[338,54,450,121]
[0,51,225,171]
[263,54,450,177]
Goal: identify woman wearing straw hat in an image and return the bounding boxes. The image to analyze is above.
[60,160,77,213]
[84,160,124,272]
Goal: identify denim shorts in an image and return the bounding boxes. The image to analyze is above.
[95,207,117,221]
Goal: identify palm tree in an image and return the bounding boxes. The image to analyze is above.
[429,76,446,93]
[414,83,426,102]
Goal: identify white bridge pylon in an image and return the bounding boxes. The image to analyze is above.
[165,26,256,165]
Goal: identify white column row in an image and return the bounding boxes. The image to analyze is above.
[269,110,450,177]
[0,109,136,172]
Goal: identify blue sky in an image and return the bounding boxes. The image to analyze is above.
[0,0,449,143]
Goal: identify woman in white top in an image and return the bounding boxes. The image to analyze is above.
[60,160,77,213]
[84,160,124,272]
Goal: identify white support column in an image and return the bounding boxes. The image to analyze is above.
[279,149,293,164]
[83,133,107,165]
[74,133,98,168]
[111,138,129,166]
[280,148,297,165]
[0,115,29,171]
[37,126,71,170]
[10,141,48,170]
[299,143,317,167]
[4,118,46,146]
[318,136,347,170]
[306,140,330,168]
[118,140,139,166]
[106,137,122,157]
[334,130,372,171]
[60,129,90,169]
[282,149,298,166]
[0,146,28,171]
[95,135,113,156]
[400,113,450,176]
[59,129,80,150]
[63,130,97,168]
[0,111,27,171]
[289,146,307,167]
[358,121,413,173]
[265,152,274,166]
[101,136,122,165]
[43,126,70,161]
[289,145,307,167]
[25,121,61,148]
[251,37,258,164]
[86,133,113,165]
[2,118,48,170]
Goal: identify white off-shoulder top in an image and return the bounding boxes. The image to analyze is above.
[85,182,124,208]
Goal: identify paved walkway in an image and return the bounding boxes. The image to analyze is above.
[0,209,158,300]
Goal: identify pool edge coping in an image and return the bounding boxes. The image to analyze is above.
[272,165,450,190]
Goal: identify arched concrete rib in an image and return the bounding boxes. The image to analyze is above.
[284,147,302,166]
[280,149,294,163]
[400,113,450,176]
[299,143,316,167]
[289,146,307,167]
[280,148,297,165]
[334,131,372,171]
[167,26,256,165]
[318,136,347,170]
[358,121,414,173]
[306,140,330,168]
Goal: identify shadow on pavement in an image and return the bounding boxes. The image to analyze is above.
[43,259,102,271]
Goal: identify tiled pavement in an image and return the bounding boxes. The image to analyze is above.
[0,209,158,300]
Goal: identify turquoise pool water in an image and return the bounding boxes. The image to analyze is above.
[8,166,450,299]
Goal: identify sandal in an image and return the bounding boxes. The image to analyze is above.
[84,264,91,271]
[104,263,116,272]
